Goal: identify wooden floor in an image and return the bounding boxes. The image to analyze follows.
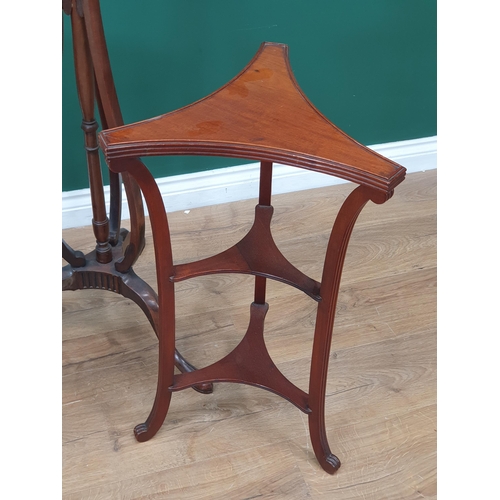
[62,169,436,499]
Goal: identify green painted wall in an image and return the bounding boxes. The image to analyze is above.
[62,0,437,192]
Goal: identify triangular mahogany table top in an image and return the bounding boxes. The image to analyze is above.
[99,42,405,194]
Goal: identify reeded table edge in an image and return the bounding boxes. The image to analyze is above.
[99,138,406,194]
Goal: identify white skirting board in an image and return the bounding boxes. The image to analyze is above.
[62,135,436,229]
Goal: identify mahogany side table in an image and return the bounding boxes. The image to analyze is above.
[98,40,407,474]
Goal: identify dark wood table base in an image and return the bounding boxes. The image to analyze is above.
[62,0,212,399]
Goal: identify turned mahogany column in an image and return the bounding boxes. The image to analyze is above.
[62,0,212,393]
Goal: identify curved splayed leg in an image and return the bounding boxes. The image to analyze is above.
[106,157,179,441]
[133,291,175,442]
[307,186,373,474]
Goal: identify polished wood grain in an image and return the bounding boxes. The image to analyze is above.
[63,170,436,498]
[99,43,405,195]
